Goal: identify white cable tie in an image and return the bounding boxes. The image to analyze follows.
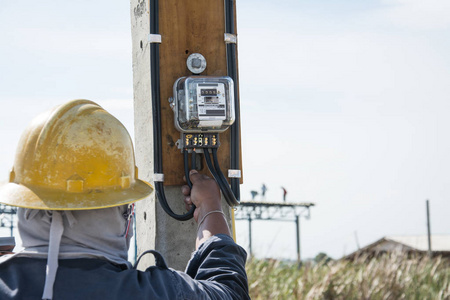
[228,169,241,178]
[148,34,162,44]
[153,173,164,182]
[224,33,237,44]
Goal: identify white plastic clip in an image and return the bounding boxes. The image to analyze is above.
[148,34,162,44]
[228,169,241,178]
[224,33,237,44]
[153,173,165,182]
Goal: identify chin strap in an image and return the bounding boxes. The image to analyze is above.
[42,211,64,300]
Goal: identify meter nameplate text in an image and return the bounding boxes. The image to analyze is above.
[196,83,226,121]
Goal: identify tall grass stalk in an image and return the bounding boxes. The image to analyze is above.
[246,254,450,299]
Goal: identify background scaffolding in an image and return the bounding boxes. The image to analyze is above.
[235,201,315,263]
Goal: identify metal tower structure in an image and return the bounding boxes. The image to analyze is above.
[0,205,17,237]
[235,201,315,263]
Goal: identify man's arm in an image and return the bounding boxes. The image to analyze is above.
[177,170,249,300]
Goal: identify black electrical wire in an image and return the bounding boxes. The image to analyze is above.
[184,149,193,189]
[150,0,194,220]
[203,149,224,190]
[224,0,241,202]
[212,148,239,206]
[204,149,237,207]
[150,0,161,173]
[155,182,194,221]
[191,150,196,171]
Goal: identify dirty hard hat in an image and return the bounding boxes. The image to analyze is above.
[0,99,153,210]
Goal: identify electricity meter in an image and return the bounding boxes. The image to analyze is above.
[170,76,235,133]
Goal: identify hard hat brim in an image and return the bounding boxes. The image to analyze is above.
[0,180,154,210]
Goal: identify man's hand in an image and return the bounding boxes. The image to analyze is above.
[181,170,230,248]
[181,170,221,222]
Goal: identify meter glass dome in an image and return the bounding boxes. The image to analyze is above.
[172,76,235,133]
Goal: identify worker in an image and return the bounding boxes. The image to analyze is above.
[281,186,287,202]
[261,183,267,200]
[0,100,249,300]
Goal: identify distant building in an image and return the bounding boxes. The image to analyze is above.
[343,235,450,260]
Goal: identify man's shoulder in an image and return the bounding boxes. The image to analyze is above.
[0,257,180,299]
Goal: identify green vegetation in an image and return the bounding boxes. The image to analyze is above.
[246,254,450,299]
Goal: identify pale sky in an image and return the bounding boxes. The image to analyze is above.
[1,0,449,260]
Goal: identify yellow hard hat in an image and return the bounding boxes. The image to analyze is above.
[0,99,153,210]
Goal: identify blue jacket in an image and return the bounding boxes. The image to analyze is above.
[0,234,249,299]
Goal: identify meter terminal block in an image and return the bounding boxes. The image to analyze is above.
[182,133,220,149]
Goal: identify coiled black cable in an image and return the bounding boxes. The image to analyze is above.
[155,182,194,221]
[150,0,194,221]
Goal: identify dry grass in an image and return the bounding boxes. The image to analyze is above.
[246,254,450,300]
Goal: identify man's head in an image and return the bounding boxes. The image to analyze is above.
[0,100,152,300]
[0,99,153,210]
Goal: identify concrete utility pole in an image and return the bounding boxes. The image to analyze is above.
[130,0,241,271]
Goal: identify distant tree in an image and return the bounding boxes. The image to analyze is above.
[314,252,333,264]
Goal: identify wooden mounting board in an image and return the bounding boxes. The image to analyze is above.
[158,0,242,186]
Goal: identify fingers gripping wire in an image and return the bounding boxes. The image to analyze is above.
[154,148,195,221]
[153,150,197,221]
[156,182,195,221]
[153,152,195,221]
[154,152,195,220]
